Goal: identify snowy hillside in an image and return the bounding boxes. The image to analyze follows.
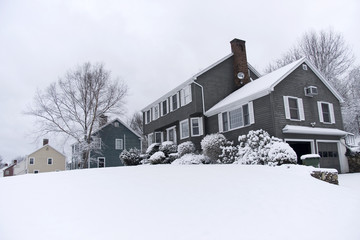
[0,165,359,240]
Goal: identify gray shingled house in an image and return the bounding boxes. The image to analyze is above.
[142,38,351,173]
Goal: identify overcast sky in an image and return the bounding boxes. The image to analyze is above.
[0,0,359,162]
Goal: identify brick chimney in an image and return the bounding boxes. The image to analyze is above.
[43,139,49,146]
[230,39,250,87]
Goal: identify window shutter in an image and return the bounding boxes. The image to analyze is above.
[160,103,163,117]
[199,117,204,136]
[248,101,255,124]
[298,98,305,121]
[218,113,223,133]
[188,85,192,103]
[176,92,180,109]
[180,89,185,106]
[329,103,335,124]
[283,96,290,119]
[170,96,173,112]
[317,101,324,122]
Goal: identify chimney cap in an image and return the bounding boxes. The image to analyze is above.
[43,139,49,146]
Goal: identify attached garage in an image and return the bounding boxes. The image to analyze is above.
[317,142,341,172]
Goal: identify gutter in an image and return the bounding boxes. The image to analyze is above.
[192,78,205,114]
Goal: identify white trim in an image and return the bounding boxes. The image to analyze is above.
[152,104,159,120]
[284,96,304,121]
[283,96,290,119]
[179,119,190,140]
[282,125,348,136]
[318,101,335,124]
[166,126,177,144]
[218,113,223,133]
[29,157,35,165]
[248,101,255,124]
[298,98,305,121]
[47,158,53,165]
[154,132,163,143]
[316,140,347,173]
[190,117,203,137]
[115,139,124,150]
[284,138,315,154]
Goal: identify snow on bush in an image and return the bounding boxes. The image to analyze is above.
[219,141,238,164]
[149,151,166,165]
[267,141,297,166]
[201,133,226,163]
[120,148,141,166]
[236,129,297,166]
[177,141,196,157]
[146,143,160,155]
[171,153,208,165]
[159,141,177,156]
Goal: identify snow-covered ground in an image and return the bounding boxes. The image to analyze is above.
[0,165,359,240]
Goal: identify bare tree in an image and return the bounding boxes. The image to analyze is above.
[265,29,355,88]
[26,62,128,168]
[128,111,148,152]
[342,66,360,136]
[0,155,4,168]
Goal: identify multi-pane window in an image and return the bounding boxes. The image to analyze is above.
[220,102,253,132]
[318,101,335,124]
[153,105,159,120]
[288,98,299,120]
[171,94,178,111]
[283,96,305,121]
[180,119,189,139]
[162,100,168,116]
[155,132,162,143]
[167,127,176,143]
[181,85,192,106]
[229,107,243,129]
[29,158,35,165]
[190,118,203,136]
[47,158,53,165]
[93,137,101,149]
[115,139,123,150]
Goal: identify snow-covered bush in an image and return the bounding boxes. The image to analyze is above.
[177,141,196,157]
[149,151,166,165]
[219,141,238,164]
[146,143,160,156]
[120,148,141,166]
[159,141,177,156]
[201,133,226,163]
[236,129,297,166]
[267,142,297,166]
[171,153,208,165]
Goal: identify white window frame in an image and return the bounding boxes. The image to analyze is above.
[160,99,169,116]
[152,104,159,120]
[114,122,120,127]
[180,85,192,106]
[180,119,190,139]
[29,157,35,165]
[317,101,335,124]
[302,64,308,71]
[145,110,151,124]
[190,117,203,137]
[154,132,163,143]
[170,93,180,112]
[93,137,102,149]
[148,133,154,146]
[283,96,305,121]
[115,139,124,150]
[166,126,177,144]
[47,158,53,165]
[218,102,254,133]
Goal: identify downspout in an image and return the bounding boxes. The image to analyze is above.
[192,78,205,114]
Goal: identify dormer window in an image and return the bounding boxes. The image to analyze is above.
[304,86,318,97]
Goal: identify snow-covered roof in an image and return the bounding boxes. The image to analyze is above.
[282,125,349,136]
[205,57,344,116]
[141,52,261,112]
[92,118,142,138]
[28,144,66,158]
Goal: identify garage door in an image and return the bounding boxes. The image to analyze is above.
[318,142,340,172]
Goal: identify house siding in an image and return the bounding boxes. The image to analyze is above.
[90,120,141,168]
[271,64,344,139]
[27,146,66,173]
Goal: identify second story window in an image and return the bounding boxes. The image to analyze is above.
[29,157,35,165]
[283,96,305,121]
[318,101,335,124]
[161,100,168,116]
[47,158,53,165]
[170,93,179,112]
[145,110,151,124]
[93,137,101,149]
[181,85,192,106]
[153,105,159,120]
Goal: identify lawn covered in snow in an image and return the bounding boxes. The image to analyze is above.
[0,165,359,240]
